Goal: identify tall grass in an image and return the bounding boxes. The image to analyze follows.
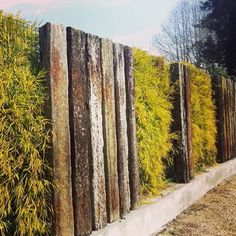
[134,49,174,196]
[0,11,52,235]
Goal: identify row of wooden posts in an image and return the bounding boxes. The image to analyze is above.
[39,23,236,236]
[170,65,236,182]
[212,76,236,162]
[39,23,139,236]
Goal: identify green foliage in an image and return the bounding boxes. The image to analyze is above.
[134,49,174,196]
[0,11,52,235]
[200,0,236,76]
[188,64,217,171]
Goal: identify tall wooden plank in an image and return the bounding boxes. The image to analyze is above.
[222,77,228,161]
[212,76,224,162]
[183,65,194,180]
[113,43,131,216]
[170,63,193,183]
[39,23,74,236]
[224,78,230,161]
[67,27,92,236]
[124,46,140,210]
[87,33,107,230]
[234,82,236,157]
[101,39,120,223]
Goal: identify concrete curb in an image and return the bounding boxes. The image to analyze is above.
[92,158,236,236]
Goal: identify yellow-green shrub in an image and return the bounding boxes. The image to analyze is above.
[134,49,173,196]
[0,11,52,235]
[188,64,217,170]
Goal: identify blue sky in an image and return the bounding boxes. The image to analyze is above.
[1,0,180,53]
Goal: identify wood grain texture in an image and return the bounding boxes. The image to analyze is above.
[101,39,120,223]
[67,27,92,236]
[39,23,74,236]
[87,33,107,230]
[124,46,140,210]
[170,63,193,183]
[113,43,131,217]
[184,65,194,180]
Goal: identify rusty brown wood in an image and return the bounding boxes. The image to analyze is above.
[39,23,74,236]
[67,27,92,236]
[124,46,140,210]
[100,38,120,223]
[212,76,225,162]
[224,77,229,161]
[222,77,227,161]
[234,82,236,157]
[113,43,131,216]
[184,65,194,180]
[87,33,107,230]
[227,79,232,160]
[225,78,229,160]
[170,63,192,183]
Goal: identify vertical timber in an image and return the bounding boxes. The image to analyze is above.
[87,33,107,230]
[124,46,140,210]
[183,66,194,180]
[39,23,74,236]
[114,43,131,216]
[67,27,93,236]
[101,38,120,223]
[170,63,193,183]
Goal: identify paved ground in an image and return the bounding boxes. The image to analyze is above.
[158,175,236,236]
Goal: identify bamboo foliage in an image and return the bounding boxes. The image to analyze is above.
[0,11,52,235]
[134,49,174,196]
[188,64,217,170]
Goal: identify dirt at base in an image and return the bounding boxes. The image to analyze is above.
[158,175,236,236]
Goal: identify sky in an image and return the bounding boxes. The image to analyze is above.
[1,0,181,54]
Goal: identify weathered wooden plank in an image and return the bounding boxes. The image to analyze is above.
[87,33,107,230]
[124,46,140,210]
[227,79,232,160]
[222,77,228,161]
[100,38,120,223]
[67,27,92,236]
[113,43,131,216]
[212,76,224,162]
[234,82,236,157]
[170,63,193,183]
[184,66,194,180]
[39,23,74,236]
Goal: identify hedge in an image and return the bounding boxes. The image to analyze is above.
[188,64,217,171]
[0,12,52,235]
[134,49,174,196]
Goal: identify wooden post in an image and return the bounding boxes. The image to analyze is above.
[101,38,120,223]
[87,33,107,230]
[234,82,236,157]
[183,65,194,180]
[67,27,92,236]
[170,63,194,183]
[124,46,140,210]
[113,43,131,216]
[39,23,74,236]
[212,76,225,162]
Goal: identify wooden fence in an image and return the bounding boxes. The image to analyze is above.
[212,76,236,162]
[39,23,140,236]
[39,23,236,236]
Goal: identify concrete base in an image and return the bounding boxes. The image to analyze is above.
[92,158,236,236]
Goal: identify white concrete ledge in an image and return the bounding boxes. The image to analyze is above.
[92,158,236,236]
